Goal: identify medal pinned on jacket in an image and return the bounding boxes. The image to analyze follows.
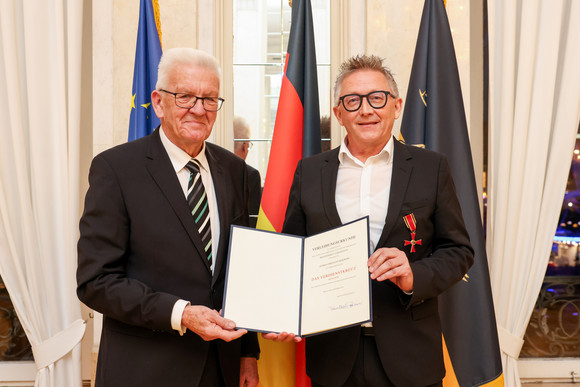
[403,213,422,253]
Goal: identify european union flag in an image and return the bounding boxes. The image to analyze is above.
[128,0,162,141]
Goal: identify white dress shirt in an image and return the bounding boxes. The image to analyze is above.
[335,136,394,252]
[336,137,395,328]
[160,127,221,334]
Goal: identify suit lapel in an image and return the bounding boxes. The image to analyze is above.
[321,148,343,227]
[205,144,229,284]
[145,130,212,272]
[376,139,413,248]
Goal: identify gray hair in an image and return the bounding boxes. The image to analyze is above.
[233,116,251,140]
[156,48,221,90]
[333,54,399,106]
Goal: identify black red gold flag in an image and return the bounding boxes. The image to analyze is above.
[256,0,321,386]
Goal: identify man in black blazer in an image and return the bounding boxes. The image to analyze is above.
[234,116,262,228]
[77,48,259,387]
[265,55,474,386]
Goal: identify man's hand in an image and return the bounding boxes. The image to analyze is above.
[181,305,247,341]
[239,357,259,387]
[261,332,302,343]
[368,247,414,292]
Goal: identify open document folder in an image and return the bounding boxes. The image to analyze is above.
[222,217,372,337]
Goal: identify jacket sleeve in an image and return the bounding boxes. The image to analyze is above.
[408,155,474,305]
[282,160,308,237]
[76,154,178,331]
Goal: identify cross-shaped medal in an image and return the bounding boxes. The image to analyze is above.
[403,214,422,253]
[404,232,422,253]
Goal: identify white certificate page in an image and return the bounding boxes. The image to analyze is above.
[301,218,371,335]
[223,227,303,334]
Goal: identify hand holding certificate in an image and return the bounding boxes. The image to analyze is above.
[222,217,372,336]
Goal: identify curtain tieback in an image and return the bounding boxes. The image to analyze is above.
[498,325,524,359]
[32,319,86,370]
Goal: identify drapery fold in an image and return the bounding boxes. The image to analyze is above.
[487,0,580,385]
[0,1,85,386]
[31,319,86,371]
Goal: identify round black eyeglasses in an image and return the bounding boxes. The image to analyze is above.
[338,90,394,112]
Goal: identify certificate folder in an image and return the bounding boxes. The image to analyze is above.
[223,217,372,337]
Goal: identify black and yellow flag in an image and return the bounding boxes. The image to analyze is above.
[400,1,503,385]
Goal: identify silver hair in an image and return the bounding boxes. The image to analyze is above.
[156,47,221,90]
[233,116,251,151]
[233,116,251,140]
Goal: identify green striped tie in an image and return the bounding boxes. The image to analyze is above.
[186,160,212,268]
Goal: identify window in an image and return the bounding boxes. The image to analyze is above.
[0,276,35,385]
[232,0,331,181]
[0,277,32,362]
[519,125,580,382]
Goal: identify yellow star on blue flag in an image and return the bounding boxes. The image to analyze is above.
[128,0,162,141]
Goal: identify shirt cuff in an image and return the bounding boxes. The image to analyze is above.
[402,289,414,296]
[171,299,190,335]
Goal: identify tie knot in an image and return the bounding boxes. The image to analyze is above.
[186,159,201,174]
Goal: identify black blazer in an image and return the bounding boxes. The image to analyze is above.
[246,164,262,228]
[283,138,473,387]
[77,129,259,387]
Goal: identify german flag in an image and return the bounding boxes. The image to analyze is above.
[399,1,503,385]
[128,0,162,141]
[255,0,320,385]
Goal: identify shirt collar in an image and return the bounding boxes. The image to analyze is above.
[338,136,394,166]
[160,126,210,173]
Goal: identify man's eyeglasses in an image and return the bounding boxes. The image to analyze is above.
[160,89,224,111]
[338,90,395,112]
